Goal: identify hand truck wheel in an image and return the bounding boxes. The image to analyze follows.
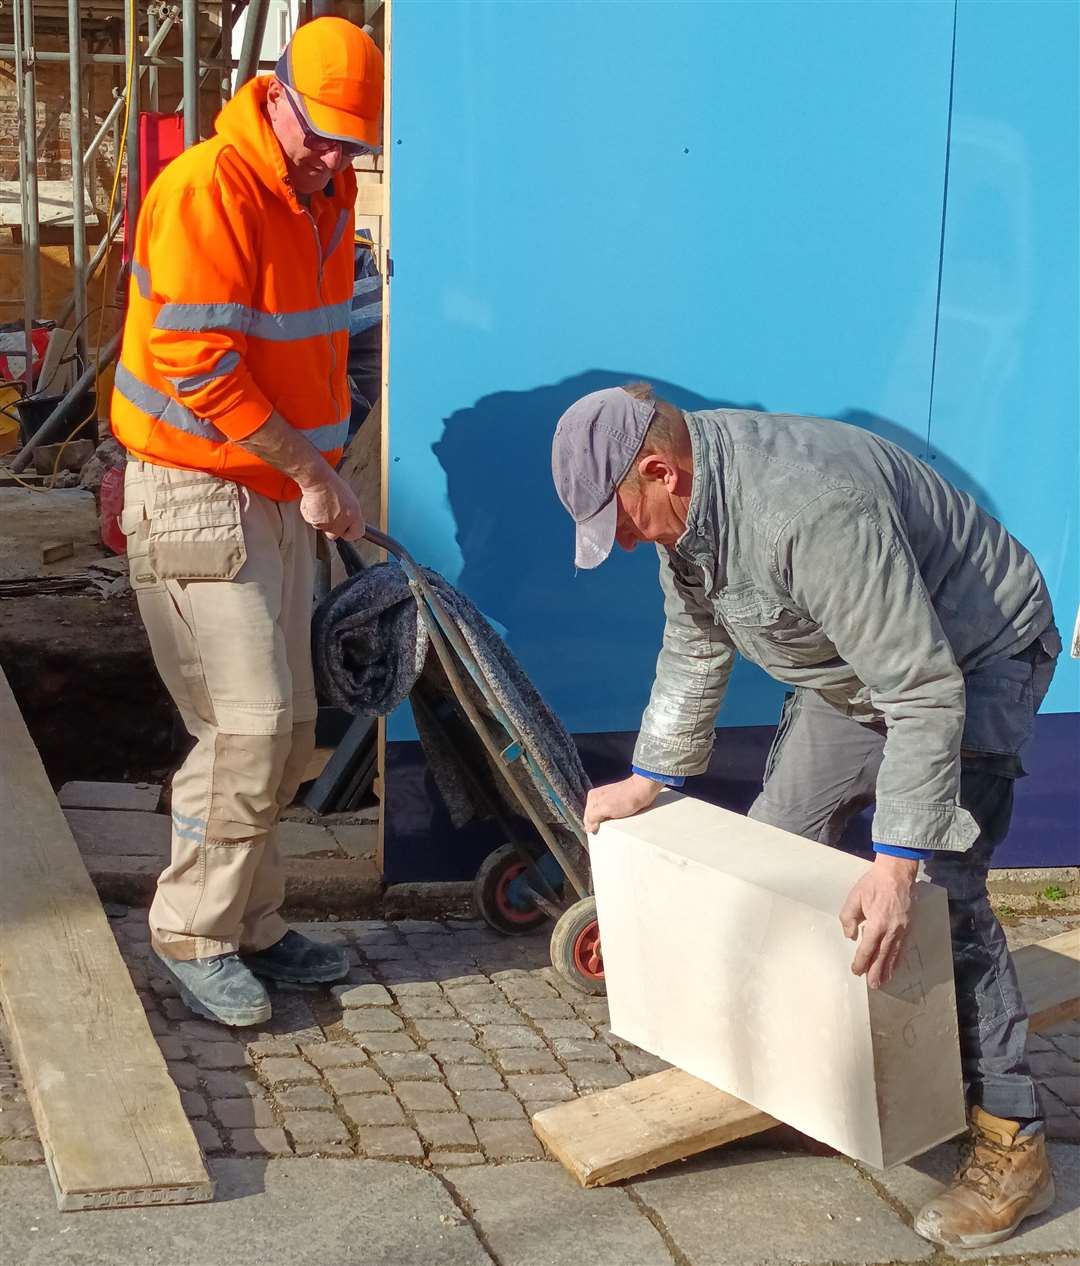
[549,896,606,995]
[474,843,549,936]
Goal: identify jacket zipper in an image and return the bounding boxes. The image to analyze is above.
[302,205,338,393]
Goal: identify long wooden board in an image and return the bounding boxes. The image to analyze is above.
[535,924,1080,1187]
[0,666,212,1210]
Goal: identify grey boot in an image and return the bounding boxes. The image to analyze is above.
[242,929,349,984]
[154,948,272,1027]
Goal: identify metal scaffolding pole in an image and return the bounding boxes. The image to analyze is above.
[68,0,88,359]
[146,5,160,111]
[236,0,271,89]
[125,0,142,240]
[220,0,235,105]
[12,0,40,388]
[182,0,199,147]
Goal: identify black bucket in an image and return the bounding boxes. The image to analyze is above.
[13,391,97,446]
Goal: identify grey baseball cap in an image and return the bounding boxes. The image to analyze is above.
[551,388,655,569]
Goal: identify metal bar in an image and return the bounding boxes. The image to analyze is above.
[12,332,123,472]
[124,0,142,242]
[235,0,271,88]
[219,0,234,104]
[54,210,124,329]
[146,5,159,110]
[181,0,199,146]
[0,48,273,70]
[11,0,34,390]
[16,0,41,388]
[84,11,179,167]
[68,0,88,360]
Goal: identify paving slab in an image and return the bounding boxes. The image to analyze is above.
[630,1150,932,1264]
[450,1161,673,1266]
[57,781,162,812]
[864,1140,1079,1256]
[0,1159,492,1266]
[64,807,170,857]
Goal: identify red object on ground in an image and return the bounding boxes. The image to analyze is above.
[99,464,127,555]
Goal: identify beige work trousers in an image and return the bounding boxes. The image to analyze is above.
[122,460,317,961]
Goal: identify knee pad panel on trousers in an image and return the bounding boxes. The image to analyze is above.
[207,731,294,842]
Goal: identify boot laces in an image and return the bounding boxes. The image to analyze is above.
[956,1132,1012,1198]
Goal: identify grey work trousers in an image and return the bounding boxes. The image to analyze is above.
[749,687,1041,1122]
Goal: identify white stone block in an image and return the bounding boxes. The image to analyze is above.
[591,791,966,1168]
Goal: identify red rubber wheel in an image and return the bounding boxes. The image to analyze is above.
[550,897,606,995]
[475,844,548,936]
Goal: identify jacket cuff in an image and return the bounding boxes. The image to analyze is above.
[871,798,980,853]
[873,842,932,861]
[631,765,686,788]
[631,731,712,779]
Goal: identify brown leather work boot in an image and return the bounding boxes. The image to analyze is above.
[914,1107,1056,1248]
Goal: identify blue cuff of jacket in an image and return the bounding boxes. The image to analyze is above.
[632,765,686,788]
[873,842,932,861]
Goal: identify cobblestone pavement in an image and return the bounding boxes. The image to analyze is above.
[0,913,1076,1266]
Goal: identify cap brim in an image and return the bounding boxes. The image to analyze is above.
[575,495,617,570]
[300,91,381,149]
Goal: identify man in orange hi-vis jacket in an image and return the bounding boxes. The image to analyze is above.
[113,17,382,1027]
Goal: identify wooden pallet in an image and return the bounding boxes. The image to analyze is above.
[534,926,1080,1188]
[0,666,213,1211]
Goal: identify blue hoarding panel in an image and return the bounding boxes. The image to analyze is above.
[388,0,953,740]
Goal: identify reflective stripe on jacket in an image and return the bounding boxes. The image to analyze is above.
[633,409,1059,853]
[111,76,355,500]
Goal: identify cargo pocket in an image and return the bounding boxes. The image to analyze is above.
[119,485,158,591]
[146,476,246,581]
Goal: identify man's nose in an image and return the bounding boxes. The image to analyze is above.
[321,145,345,172]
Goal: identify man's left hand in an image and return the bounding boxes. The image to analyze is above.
[838,854,919,989]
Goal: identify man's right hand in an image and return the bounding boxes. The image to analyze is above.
[299,470,365,540]
[583,774,663,834]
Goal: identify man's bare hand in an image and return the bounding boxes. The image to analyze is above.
[299,470,365,541]
[839,854,918,989]
[583,774,664,835]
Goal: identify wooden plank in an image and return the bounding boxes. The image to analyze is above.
[1016,928,1080,1031]
[536,924,1080,1188]
[354,180,386,218]
[0,665,213,1211]
[532,1068,776,1188]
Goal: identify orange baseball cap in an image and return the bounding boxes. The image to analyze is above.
[275,16,383,150]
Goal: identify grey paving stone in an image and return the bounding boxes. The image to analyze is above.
[189,1040,250,1070]
[565,1062,631,1092]
[431,1150,485,1167]
[532,1019,593,1041]
[229,1127,293,1156]
[331,982,393,1007]
[355,1126,425,1159]
[515,998,576,1021]
[1042,1075,1080,1105]
[396,996,457,1019]
[166,1061,200,1091]
[191,1120,225,1153]
[0,1158,492,1264]
[363,944,418,961]
[292,1140,356,1158]
[274,1084,336,1111]
[347,1030,419,1053]
[454,1002,522,1026]
[455,1160,671,1265]
[413,1019,476,1042]
[493,1048,561,1075]
[414,1112,477,1149]
[201,1069,263,1097]
[161,997,192,1022]
[427,1041,488,1065]
[549,1038,616,1063]
[633,1150,930,1264]
[338,1007,403,1033]
[471,1120,546,1161]
[284,1111,351,1145]
[340,1095,405,1127]
[617,1048,671,1078]
[1046,1111,1080,1141]
[1,1139,44,1164]
[446,1064,504,1092]
[479,1025,545,1051]
[866,1140,1079,1256]
[59,779,162,812]
[257,1057,320,1085]
[251,992,323,1044]
[455,1091,525,1121]
[324,1065,390,1096]
[180,1019,235,1043]
[180,1091,208,1118]
[505,1073,576,1104]
[214,1097,276,1129]
[391,981,444,998]
[397,1082,457,1113]
[155,1036,187,1062]
[441,975,489,990]
[370,1052,442,1081]
[299,1041,368,1070]
[288,921,350,944]
[0,1105,36,1139]
[247,1038,300,1059]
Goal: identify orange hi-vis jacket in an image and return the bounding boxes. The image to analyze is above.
[111,77,356,501]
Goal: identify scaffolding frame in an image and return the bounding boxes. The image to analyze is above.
[2,0,277,468]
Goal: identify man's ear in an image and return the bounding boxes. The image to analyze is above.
[637,453,677,487]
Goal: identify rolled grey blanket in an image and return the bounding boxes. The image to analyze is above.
[312,560,590,831]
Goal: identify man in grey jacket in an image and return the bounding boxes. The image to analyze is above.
[552,383,1060,1250]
